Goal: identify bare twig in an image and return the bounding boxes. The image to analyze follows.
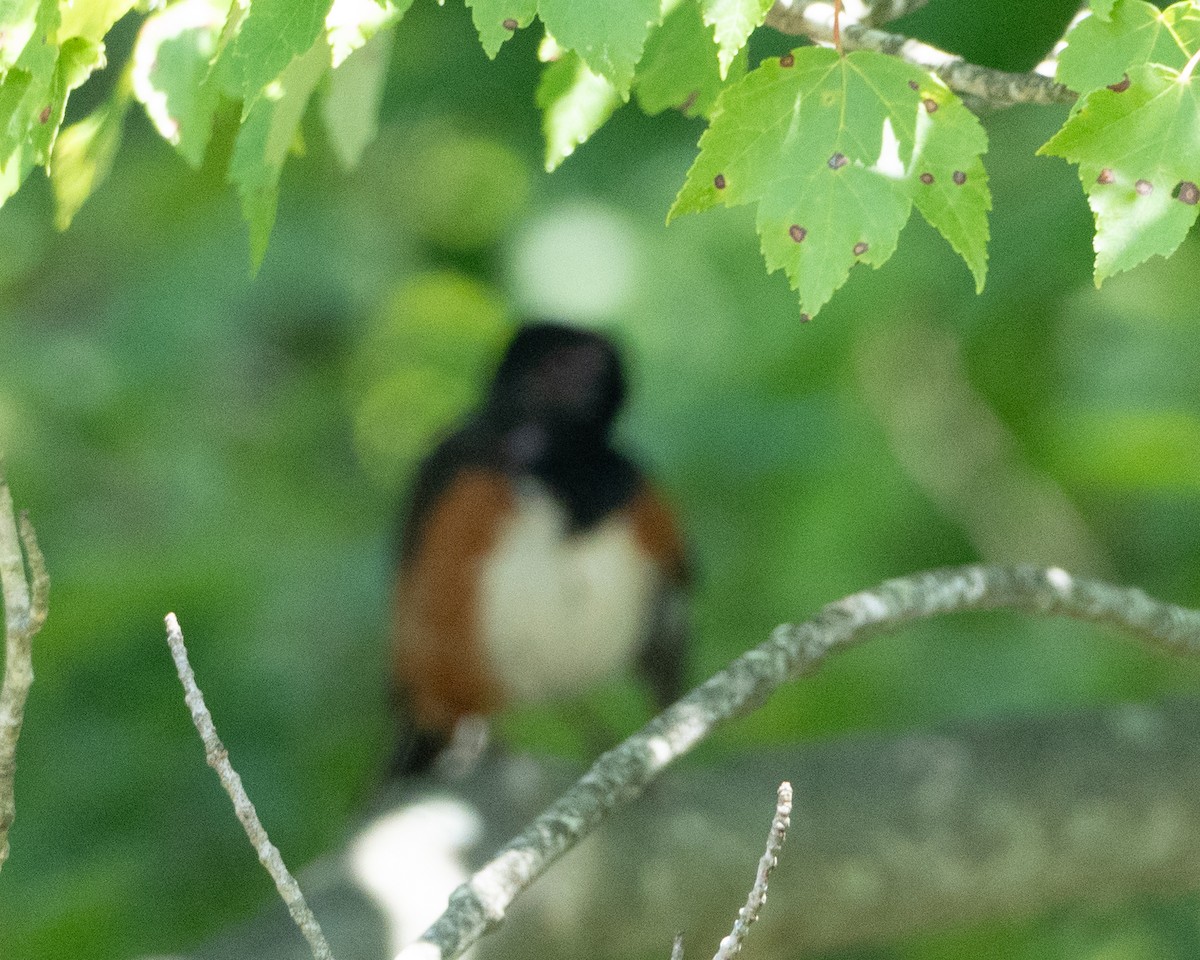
[765,0,1076,107]
[0,468,50,871]
[713,782,793,960]
[398,565,1200,960]
[165,613,336,960]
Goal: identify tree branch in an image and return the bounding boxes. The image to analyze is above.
[182,695,1200,960]
[0,467,49,872]
[855,0,931,27]
[165,613,336,960]
[399,565,1200,960]
[765,0,1076,108]
[711,781,792,960]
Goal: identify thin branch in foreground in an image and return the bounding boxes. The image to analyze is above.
[712,781,793,960]
[765,0,1076,108]
[398,565,1200,960]
[0,470,50,872]
[164,613,335,960]
[669,783,793,960]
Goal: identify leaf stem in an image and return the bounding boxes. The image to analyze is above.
[1181,47,1200,83]
[834,0,843,56]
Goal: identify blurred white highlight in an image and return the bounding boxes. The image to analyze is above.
[508,205,639,321]
[351,798,481,957]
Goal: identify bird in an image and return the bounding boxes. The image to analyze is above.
[388,321,690,776]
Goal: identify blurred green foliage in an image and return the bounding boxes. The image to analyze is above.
[1,1,1200,959]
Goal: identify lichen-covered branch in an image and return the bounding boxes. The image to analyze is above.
[165,613,336,960]
[765,1,1076,108]
[399,565,1200,960]
[0,468,49,871]
[193,696,1200,958]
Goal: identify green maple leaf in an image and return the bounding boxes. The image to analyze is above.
[700,0,773,79]
[229,38,330,269]
[537,0,660,96]
[224,0,333,108]
[1057,0,1200,95]
[0,0,57,163]
[0,0,46,73]
[56,0,137,44]
[326,0,407,67]
[0,0,115,208]
[634,0,744,118]
[466,0,538,59]
[323,25,394,169]
[536,51,621,171]
[670,47,990,319]
[131,0,226,169]
[1040,62,1200,283]
[50,73,130,229]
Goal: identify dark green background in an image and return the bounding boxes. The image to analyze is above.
[2,0,1199,957]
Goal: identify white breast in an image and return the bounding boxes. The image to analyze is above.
[477,485,659,704]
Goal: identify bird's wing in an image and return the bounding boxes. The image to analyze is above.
[393,467,514,731]
[627,485,691,710]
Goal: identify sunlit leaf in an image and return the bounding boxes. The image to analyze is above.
[131,0,225,167]
[57,0,137,43]
[0,0,43,72]
[325,0,406,67]
[0,0,58,168]
[699,0,772,79]
[465,0,538,58]
[50,74,130,229]
[1091,0,1117,20]
[537,0,659,96]
[1040,62,1200,283]
[224,0,333,108]
[0,0,119,199]
[537,51,621,171]
[1057,0,1200,94]
[634,0,743,118]
[670,47,990,317]
[322,25,392,168]
[34,36,106,163]
[229,38,330,269]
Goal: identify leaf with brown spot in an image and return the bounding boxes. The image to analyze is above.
[466,0,537,59]
[1057,0,1200,96]
[669,47,990,317]
[1040,62,1200,283]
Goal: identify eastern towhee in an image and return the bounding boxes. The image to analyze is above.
[390,321,690,775]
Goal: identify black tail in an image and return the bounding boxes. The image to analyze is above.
[387,726,450,778]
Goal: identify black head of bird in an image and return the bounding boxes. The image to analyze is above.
[482,323,628,469]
